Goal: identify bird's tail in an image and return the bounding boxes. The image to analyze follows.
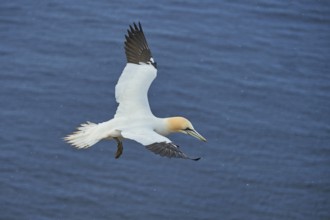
[64,121,104,149]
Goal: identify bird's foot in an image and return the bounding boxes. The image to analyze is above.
[114,139,123,159]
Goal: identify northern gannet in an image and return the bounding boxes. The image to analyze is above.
[64,22,206,160]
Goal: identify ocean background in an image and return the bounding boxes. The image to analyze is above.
[1,0,329,219]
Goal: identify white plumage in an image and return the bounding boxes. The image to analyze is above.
[64,22,206,160]
[115,63,156,118]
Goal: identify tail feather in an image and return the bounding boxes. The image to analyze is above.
[64,121,104,149]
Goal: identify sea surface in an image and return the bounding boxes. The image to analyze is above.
[0,0,329,219]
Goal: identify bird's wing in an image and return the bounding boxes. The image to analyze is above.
[114,22,157,118]
[124,22,154,65]
[114,64,156,118]
[121,129,200,160]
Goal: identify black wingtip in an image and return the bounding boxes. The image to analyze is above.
[191,157,201,161]
[124,22,154,66]
[146,142,200,161]
[133,22,138,30]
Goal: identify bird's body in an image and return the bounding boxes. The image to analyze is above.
[64,22,206,160]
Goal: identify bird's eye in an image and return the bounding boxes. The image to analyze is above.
[184,128,192,131]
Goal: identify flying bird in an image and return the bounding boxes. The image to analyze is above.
[64,22,206,160]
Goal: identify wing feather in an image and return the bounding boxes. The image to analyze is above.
[121,129,200,160]
[146,142,198,160]
[114,64,156,118]
[125,22,153,65]
[115,22,157,118]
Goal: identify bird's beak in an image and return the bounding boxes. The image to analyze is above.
[187,129,207,142]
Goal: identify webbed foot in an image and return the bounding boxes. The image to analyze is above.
[114,138,123,159]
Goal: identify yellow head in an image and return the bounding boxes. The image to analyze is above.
[166,117,206,142]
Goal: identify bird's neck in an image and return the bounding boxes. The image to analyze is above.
[153,117,178,136]
[153,116,185,136]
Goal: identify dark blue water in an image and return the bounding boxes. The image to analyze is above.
[1,0,329,219]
